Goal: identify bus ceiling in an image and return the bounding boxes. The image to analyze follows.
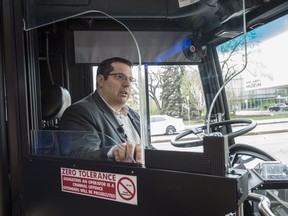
[23,0,288,41]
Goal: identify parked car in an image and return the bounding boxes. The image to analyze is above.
[268,103,288,112]
[149,115,185,135]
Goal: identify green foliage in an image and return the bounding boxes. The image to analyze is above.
[149,98,160,115]
[180,66,206,120]
[160,66,184,117]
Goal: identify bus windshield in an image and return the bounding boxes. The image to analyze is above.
[217,14,288,164]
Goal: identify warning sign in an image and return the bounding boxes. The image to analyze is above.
[117,177,136,200]
[61,167,137,205]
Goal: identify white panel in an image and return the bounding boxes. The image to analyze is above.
[74,31,193,64]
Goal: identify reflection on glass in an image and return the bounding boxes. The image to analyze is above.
[216,14,288,165]
[31,130,136,163]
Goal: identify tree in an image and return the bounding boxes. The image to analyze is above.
[160,66,184,117]
[181,66,205,120]
[147,67,162,114]
[217,31,264,81]
[217,31,268,111]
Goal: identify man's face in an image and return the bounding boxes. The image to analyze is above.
[97,62,134,110]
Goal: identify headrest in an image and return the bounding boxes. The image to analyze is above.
[41,85,71,121]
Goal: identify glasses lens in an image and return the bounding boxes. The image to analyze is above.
[110,73,135,82]
[129,77,136,82]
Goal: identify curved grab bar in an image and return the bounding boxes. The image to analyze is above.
[247,192,276,216]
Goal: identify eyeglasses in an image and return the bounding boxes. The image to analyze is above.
[109,73,136,83]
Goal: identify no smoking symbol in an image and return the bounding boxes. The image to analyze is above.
[117,177,136,200]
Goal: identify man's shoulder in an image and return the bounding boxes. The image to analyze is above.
[65,93,96,113]
[74,94,93,105]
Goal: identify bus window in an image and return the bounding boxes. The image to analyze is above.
[216,14,288,164]
[145,65,206,151]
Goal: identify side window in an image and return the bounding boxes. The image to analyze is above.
[147,65,205,148]
[94,64,205,149]
[216,14,288,164]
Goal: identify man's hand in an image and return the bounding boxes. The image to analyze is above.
[113,143,142,163]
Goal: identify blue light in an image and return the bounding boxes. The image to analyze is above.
[154,37,193,64]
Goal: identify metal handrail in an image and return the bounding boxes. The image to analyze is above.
[247,192,276,216]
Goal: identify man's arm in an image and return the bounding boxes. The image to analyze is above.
[59,104,114,160]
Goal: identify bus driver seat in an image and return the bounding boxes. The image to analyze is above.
[37,85,71,156]
[41,85,71,129]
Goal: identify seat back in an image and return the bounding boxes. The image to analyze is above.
[41,85,71,124]
[40,85,71,154]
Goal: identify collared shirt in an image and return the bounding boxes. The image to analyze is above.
[113,109,141,144]
[98,93,141,158]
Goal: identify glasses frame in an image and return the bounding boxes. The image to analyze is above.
[108,73,136,83]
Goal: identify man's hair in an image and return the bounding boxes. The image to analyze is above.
[97,57,133,79]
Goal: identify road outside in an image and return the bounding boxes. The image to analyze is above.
[150,114,288,165]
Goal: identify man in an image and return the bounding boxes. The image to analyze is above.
[59,57,142,164]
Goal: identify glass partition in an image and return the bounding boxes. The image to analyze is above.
[31,130,138,163]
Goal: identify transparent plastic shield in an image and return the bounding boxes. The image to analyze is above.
[31,130,138,163]
[29,10,149,164]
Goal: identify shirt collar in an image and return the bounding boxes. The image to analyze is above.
[98,91,128,116]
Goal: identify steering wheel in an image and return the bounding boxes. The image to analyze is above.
[229,143,277,167]
[171,119,257,147]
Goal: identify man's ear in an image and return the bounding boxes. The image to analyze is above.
[97,75,104,87]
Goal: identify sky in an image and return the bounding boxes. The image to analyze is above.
[218,14,288,90]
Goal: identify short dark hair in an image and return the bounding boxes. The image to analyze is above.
[97,57,133,79]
